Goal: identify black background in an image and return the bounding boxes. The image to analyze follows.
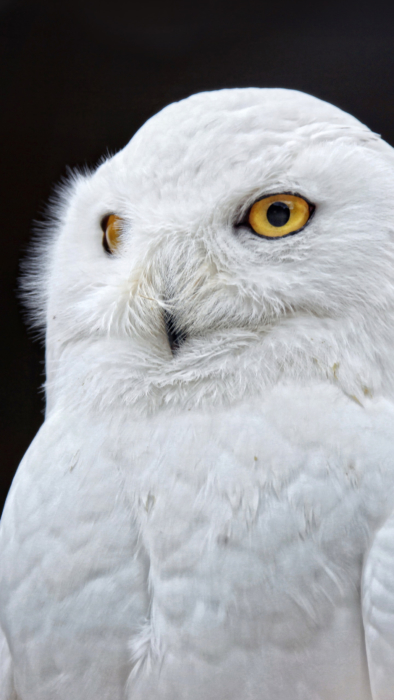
[2,0,394,511]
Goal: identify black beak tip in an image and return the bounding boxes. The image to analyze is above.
[164,309,187,355]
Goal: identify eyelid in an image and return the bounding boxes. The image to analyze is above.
[100,213,113,233]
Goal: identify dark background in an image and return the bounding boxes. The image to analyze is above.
[2,0,394,511]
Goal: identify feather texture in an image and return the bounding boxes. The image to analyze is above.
[2,88,394,698]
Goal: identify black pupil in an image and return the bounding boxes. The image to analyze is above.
[267,201,290,227]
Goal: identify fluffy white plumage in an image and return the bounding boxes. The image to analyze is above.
[2,88,394,699]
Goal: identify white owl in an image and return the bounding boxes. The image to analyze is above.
[2,87,394,700]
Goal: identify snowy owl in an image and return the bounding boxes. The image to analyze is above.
[2,87,394,700]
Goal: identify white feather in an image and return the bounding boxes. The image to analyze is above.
[2,87,394,699]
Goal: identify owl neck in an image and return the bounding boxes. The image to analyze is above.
[44,312,392,418]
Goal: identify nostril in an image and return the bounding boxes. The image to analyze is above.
[163,309,187,355]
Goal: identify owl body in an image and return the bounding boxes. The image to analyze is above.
[1,382,394,699]
[2,88,394,698]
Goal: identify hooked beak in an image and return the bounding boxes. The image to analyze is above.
[163,309,187,355]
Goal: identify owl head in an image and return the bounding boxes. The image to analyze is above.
[23,88,394,415]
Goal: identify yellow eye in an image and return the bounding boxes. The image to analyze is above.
[101,214,123,254]
[248,194,313,238]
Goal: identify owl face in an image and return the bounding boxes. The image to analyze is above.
[25,89,394,413]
